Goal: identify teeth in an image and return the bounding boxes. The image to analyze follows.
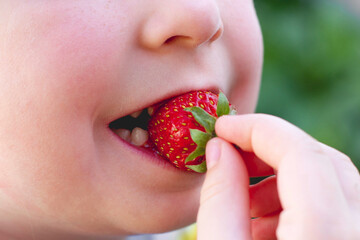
[113,129,131,142]
[147,107,154,116]
[129,106,155,118]
[131,127,149,146]
[130,110,142,118]
[114,127,149,147]
[113,105,153,146]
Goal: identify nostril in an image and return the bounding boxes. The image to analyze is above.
[162,23,223,47]
[140,1,224,50]
[209,25,223,43]
[164,36,180,45]
[164,35,194,46]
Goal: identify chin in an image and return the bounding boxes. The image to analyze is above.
[122,182,202,236]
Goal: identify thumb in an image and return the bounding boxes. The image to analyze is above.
[197,138,251,240]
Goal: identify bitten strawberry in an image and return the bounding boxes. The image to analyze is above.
[147,90,235,173]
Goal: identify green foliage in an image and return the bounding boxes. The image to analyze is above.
[254,0,360,170]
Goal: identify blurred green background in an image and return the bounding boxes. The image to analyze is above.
[254,0,360,171]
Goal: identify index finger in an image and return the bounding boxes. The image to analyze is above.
[216,114,328,170]
[215,114,350,217]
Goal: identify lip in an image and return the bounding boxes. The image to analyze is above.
[106,86,220,174]
[107,87,220,124]
[108,127,200,174]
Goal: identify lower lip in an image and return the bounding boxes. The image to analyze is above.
[108,128,195,174]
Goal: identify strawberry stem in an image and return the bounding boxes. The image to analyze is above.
[190,129,212,146]
[216,92,231,117]
[184,129,212,165]
[184,92,234,173]
[186,161,207,173]
[184,107,216,134]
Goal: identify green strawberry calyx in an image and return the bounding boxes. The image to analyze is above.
[183,92,236,173]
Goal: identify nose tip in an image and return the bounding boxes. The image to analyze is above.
[140,1,224,49]
[161,22,223,48]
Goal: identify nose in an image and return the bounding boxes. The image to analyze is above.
[140,0,223,49]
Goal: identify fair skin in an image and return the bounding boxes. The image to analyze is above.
[198,115,360,239]
[0,1,358,240]
[0,0,261,239]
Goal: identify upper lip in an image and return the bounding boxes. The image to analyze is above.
[108,86,220,127]
[106,86,220,174]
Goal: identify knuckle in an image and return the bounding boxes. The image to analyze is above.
[284,135,321,158]
[317,208,358,239]
[200,180,223,204]
[336,151,352,163]
[320,142,352,163]
[200,178,232,205]
[279,209,357,240]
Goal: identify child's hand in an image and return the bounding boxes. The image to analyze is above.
[197,114,360,240]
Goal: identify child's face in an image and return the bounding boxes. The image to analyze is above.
[0,0,262,237]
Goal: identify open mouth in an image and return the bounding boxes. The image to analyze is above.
[108,89,219,149]
[108,88,222,172]
[109,106,155,148]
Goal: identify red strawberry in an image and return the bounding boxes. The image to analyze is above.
[147,90,236,173]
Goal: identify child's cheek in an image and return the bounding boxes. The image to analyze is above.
[3,2,131,115]
[222,1,263,113]
[0,2,135,217]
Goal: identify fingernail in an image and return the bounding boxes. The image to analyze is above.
[206,139,221,169]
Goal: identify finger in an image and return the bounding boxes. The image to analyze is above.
[319,143,360,208]
[250,176,281,218]
[197,138,251,240]
[239,149,274,177]
[216,114,349,223]
[251,212,280,240]
[215,114,315,168]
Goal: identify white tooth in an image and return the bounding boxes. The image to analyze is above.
[147,106,154,116]
[131,127,149,146]
[114,129,131,142]
[130,110,142,118]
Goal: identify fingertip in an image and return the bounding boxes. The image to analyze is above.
[214,114,232,131]
[215,114,253,152]
[214,115,237,142]
[198,138,252,239]
[205,138,222,170]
